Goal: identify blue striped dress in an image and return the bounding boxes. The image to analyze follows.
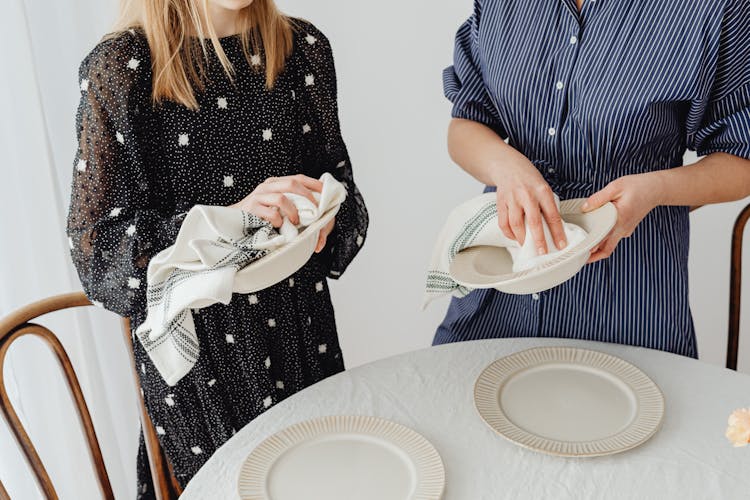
[435,0,750,357]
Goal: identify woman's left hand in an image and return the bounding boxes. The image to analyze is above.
[582,173,664,263]
[315,217,336,253]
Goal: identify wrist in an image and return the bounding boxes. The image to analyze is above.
[487,155,532,187]
[645,170,670,207]
[487,161,506,187]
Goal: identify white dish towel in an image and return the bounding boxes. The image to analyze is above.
[136,173,347,386]
[424,192,587,306]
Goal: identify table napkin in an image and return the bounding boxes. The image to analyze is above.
[135,173,347,386]
[424,192,587,306]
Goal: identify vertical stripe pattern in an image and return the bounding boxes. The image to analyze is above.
[436,0,750,357]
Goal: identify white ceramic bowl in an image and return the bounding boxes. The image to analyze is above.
[233,205,340,294]
[449,199,617,295]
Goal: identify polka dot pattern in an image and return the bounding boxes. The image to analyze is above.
[66,19,368,493]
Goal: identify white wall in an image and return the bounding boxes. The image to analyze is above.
[1,0,748,498]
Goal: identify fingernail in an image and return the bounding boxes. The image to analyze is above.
[581,202,590,211]
[558,240,567,250]
[537,247,546,255]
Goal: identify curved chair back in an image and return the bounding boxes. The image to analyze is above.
[0,292,180,499]
[0,293,111,499]
[0,477,10,500]
[728,203,750,370]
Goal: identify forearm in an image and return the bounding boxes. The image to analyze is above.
[67,209,184,317]
[319,148,368,277]
[651,152,750,207]
[448,118,530,186]
[447,118,569,249]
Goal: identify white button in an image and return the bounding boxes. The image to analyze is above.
[548,167,556,173]
[570,35,578,45]
[532,293,540,300]
[548,127,556,136]
[556,81,564,90]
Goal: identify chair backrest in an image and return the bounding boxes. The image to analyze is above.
[728,203,750,371]
[0,292,112,499]
[0,292,181,499]
[0,477,10,500]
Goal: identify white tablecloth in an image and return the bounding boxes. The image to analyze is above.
[181,338,750,500]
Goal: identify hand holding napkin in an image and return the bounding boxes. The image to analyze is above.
[424,192,586,306]
[136,173,347,386]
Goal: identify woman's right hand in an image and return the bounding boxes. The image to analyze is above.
[446,119,567,256]
[490,159,567,255]
[230,174,323,227]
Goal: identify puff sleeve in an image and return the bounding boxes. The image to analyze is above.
[689,0,750,159]
[298,23,369,278]
[67,33,184,318]
[443,1,506,138]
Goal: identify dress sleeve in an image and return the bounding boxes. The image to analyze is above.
[443,1,506,138]
[689,0,750,159]
[298,23,369,279]
[67,33,184,318]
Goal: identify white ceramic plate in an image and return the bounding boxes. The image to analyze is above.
[233,205,340,294]
[238,415,445,500]
[449,199,617,295]
[474,347,664,457]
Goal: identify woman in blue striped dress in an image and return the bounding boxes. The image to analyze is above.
[435,0,750,357]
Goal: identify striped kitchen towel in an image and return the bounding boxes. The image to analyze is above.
[136,173,346,386]
[424,192,586,307]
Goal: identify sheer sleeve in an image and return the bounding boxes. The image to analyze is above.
[67,33,184,318]
[689,0,750,159]
[297,22,369,278]
[443,0,506,138]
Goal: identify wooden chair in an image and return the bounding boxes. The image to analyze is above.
[0,477,10,500]
[727,203,750,371]
[0,292,181,499]
[121,318,183,499]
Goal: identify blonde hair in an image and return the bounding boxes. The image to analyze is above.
[113,0,293,109]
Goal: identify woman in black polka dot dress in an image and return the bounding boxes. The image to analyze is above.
[66,1,367,494]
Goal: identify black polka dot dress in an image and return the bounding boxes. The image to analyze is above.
[66,20,368,494]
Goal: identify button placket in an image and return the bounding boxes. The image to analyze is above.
[531,291,543,337]
[548,12,584,153]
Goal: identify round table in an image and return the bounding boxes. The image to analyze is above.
[181,338,750,499]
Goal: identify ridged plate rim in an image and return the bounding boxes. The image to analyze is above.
[238,415,445,499]
[474,347,665,457]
